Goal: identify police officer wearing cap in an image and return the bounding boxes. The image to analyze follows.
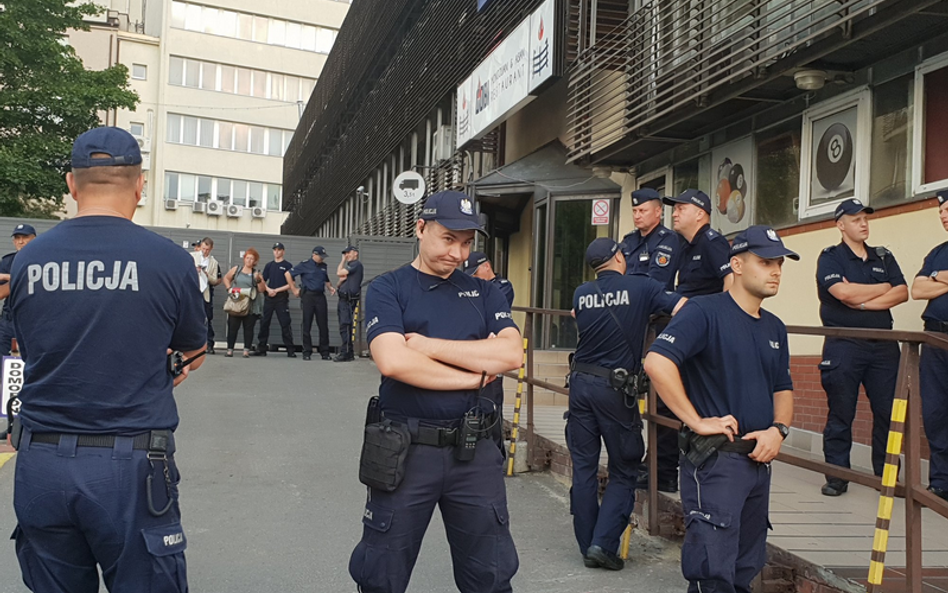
[665,189,734,296]
[816,198,908,497]
[568,237,685,570]
[349,190,522,593]
[463,251,515,306]
[254,242,297,357]
[286,246,335,361]
[620,188,679,290]
[9,127,207,591]
[335,245,364,361]
[910,190,948,502]
[645,225,797,593]
[0,223,38,353]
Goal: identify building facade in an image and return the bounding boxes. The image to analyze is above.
[67,0,350,233]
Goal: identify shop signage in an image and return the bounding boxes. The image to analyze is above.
[592,199,610,225]
[1,356,23,421]
[456,0,555,147]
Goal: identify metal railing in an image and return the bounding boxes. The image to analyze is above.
[565,0,914,163]
[510,306,948,593]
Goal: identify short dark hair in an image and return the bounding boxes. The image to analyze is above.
[201,237,214,247]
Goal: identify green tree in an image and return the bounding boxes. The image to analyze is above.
[0,0,139,218]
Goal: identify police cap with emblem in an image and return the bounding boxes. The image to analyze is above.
[419,191,485,235]
[730,225,800,261]
[631,188,662,206]
[663,189,712,214]
[585,237,620,269]
[834,198,874,221]
[12,224,36,237]
[312,245,327,256]
[463,251,488,275]
[71,127,143,169]
[273,242,285,250]
[342,245,359,254]
[937,190,948,207]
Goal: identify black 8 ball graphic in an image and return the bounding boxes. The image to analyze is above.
[816,122,853,191]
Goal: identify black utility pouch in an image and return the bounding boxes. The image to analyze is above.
[359,419,411,492]
[679,427,728,467]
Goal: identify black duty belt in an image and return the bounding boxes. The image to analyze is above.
[925,320,948,334]
[718,438,757,455]
[31,432,154,450]
[414,426,461,447]
[571,362,612,379]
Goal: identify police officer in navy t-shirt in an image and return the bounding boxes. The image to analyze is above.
[645,225,796,593]
[664,189,733,296]
[909,190,948,502]
[0,223,38,354]
[335,245,364,361]
[349,190,523,593]
[286,246,335,361]
[8,127,207,592]
[254,242,296,357]
[568,237,684,570]
[620,188,679,290]
[816,198,908,497]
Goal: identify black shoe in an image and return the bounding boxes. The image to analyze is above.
[929,486,948,501]
[636,471,678,493]
[287,352,297,358]
[321,354,331,360]
[583,555,600,569]
[206,345,215,355]
[585,545,624,571]
[302,354,312,361]
[333,353,353,362]
[821,480,849,497]
[250,349,267,357]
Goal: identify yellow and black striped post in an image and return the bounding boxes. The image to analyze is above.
[868,377,910,589]
[350,300,360,357]
[620,523,632,560]
[506,337,528,477]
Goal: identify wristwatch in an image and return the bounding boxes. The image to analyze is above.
[932,271,941,280]
[772,423,790,440]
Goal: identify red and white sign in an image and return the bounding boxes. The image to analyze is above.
[592,199,610,225]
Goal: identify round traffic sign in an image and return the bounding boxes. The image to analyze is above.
[393,171,427,205]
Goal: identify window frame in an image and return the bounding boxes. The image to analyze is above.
[131,63,148,80]
[912,52,948,196]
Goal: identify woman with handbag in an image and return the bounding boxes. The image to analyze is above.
[222,248,266,358]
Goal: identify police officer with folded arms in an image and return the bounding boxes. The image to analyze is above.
[568,237,685,570]
[910,190,948,502]
[286,246,335,361]
[645,225,797,593]
[254,242,296,357]
[8,127,207,592]
[335,245,363,362]
[816,198,908,497]
[0,223,38,354]
[620,188,679,290]
[349,190,522,593]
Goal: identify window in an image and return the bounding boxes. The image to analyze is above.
[301,25,317,52]
[129,122,145,137]
[197,176,213,202]
[913,55,948,194]
[233,124,249,152]
[237,13,252,40]
[216,178,231,202]
[179,174,196,202]
[236,67,251,95]
[232,180,248,206]
[251,70,266,98]
[166,114,182,143]
[756,118,802,228]
[185,60,200,88]
[199,118,215,147]
[131,64,147,80]
[184,3,202,31]
[285,22,301,49]
[201,62,217,90]
[270,73,284,101]
[252,16,268,43]
[219,10,237,37]
[315,27,334,53]
[165,172,179,199]
[870,75,913,207]
[167,113,289,156]
[218,121,233,150]
[268,128,283,156]
[182,116,198,146]
[268,18,285,45]
[171,1,186,29]
[168,56,184,85]
[248,182,264,208]
[267,185,281,210]
[201,6,218,35]
[250,126,265,154]
[220,65,236,93]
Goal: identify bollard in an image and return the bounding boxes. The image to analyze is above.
[351,300,360,357]
[506,337,528,477]
[620,524,632,560]
[868,392,909,590]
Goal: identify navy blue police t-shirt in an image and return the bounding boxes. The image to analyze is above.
[339,259,364,297]
[10,217,207,434]
[364,264,518,420]
[573,271,679,371]
[262,260,293,290]
[648,293,793,435]
[492,276,515,307]
[289,259,329,292]
[621,225,679,291]
[676,224,732,297]
[0,251,16,318]
[816,242,906,329]
[918,241,948,323]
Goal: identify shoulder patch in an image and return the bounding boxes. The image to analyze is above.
[706,229,719,239]
[655,252,671,267]
[822,245,836,253]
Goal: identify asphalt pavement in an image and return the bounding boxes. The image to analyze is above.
[0,353,685,592]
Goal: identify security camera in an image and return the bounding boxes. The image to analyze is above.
[356,186,365,193]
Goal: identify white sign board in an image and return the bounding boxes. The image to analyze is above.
[1,356,24,420]
[456,0,556,147]
[392,171,427,205]
[591,199,610,226]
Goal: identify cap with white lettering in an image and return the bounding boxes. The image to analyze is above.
[419,191,485,235]
[730,225,800,261]
[463,251,488,275]
[663,189,712,214]
[937,190,948,207]
[834,198,874,221]
[585,237,620,269]
[631,188,662,206]
[12,224,36,237]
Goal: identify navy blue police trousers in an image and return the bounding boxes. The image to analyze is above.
[0,315,16,355]
[566,372,643,555]
[921,345,948,491]
[820,338,899,477]
[12,428,187,592]
[337,296,358,357]
[680,452,771,593]
[257,293,295,352]
[300,290,329,357]
[349,432,518,593]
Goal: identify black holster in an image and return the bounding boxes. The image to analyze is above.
[678,426,728,467]
[359,397,410,492]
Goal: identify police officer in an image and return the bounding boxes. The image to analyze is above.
[334,245,363,361]
[909,190,948,502]
[0,223,38,354]
[816,198,908,496]
[9,127,207,592]
[665,189,734,296]
[254,242,296,357]
[644,225,797,593]
[349,190,522,593]
[568,237,685,570]
[286,246,335,361]
[620,188,679,290]
[463,251,515,306]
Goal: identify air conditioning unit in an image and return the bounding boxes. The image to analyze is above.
[226,204,244,218]
[164,199,178,211]
[251,207,266,218]
[206,201,224,216]
[132,134,151,154]
[431,125,454,162]
[192,202,207,213]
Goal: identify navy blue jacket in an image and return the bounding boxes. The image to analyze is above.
[621,224,679,290]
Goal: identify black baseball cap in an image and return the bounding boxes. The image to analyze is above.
[419,191,485,235]
[12,224,36,237]
[663,189,712,214]
[937,190,947,207]
[342,245,359,253]
[730,225,800,261]
[273,242,285,250]
[71,127,143,169]
[463,251,488,275]
[585,237,620,269]
[312,246,327,256]
[631,188,662,206]
[834,198,874,221]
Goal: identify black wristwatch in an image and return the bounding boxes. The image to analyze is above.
[772,423,790,440]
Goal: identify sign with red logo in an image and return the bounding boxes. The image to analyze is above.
[592,199,610,225]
